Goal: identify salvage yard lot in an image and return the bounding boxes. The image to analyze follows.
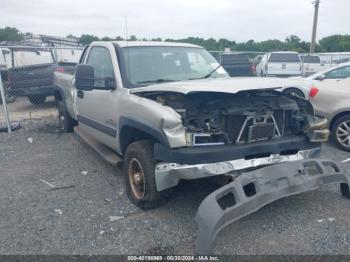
[1,113,350,254]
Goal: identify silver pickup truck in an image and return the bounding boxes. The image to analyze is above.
[53,41,350,254]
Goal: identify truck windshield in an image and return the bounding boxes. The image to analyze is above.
[118,46,228,88]
[269,53,300,63]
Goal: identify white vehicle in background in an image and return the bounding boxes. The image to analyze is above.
[257,51,303,77]
[307,62,350,151]
[301,55,332,76]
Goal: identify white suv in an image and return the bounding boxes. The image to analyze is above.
[257,51,303,77]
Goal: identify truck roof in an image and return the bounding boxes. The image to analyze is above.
[111,41,202,49]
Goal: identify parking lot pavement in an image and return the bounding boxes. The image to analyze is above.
[0,116,350,255]
[0,97,57,123]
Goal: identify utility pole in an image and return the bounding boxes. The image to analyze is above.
[310,0,320,53]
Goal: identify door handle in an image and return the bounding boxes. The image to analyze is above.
[77,90,84,99]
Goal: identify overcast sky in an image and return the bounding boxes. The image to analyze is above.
[0,0,349,42]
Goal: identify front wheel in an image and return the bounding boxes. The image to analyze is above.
[123,140,171,210]
[28,95,46,105]
[332,115,350,152]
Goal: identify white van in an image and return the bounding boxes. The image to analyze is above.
[257,51,303,77]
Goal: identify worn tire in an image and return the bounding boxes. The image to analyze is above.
[331,115,350,152]
[57,99,76,132]
[341,183,350,199]
[28,95,46,105]
[123,140,171,210]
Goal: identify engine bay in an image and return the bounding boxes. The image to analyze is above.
[143,90,316,146]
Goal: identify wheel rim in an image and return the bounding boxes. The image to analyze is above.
[336,120,350,148]
[128,158,145,200]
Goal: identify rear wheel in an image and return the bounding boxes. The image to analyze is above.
[28,95,46,105]
[56,99,76,132]
[332,115,350,152]
[123,140,171,210]
[340,183,350,199]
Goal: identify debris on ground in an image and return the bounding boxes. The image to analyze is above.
[100,230,105,235]
[81,170,88,176]
[49,185,75,191]
[104,198,112,203]
[341,158,350,163]
[109,215,124,222]
[40,179,55,188]
[317,219,325,223]
[54,209,63,215]
[118,191,124,197]
[27,137,34,143]
[328,217,336,222]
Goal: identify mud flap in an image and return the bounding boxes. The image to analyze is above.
[195,159,350,254]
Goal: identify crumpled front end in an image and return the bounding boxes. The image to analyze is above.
[195,159,350,254]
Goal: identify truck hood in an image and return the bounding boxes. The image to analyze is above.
[130,77,309,95]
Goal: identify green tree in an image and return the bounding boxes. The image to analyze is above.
[319,35,350,52]
[79,34,100,45]
[0,27,24,42]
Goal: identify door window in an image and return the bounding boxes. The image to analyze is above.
[325,66,350,79]
[86,47,114,88]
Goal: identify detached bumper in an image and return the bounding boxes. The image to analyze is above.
[195,159,350,254]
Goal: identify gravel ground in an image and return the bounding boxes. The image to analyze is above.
[0,116,350,255]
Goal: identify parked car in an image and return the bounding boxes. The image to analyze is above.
[308,62,350,151]
[257,51,303,77]
[53,41,349,253]
[300,55,331,76]
[214,53,253,76]
[6,47,56,105]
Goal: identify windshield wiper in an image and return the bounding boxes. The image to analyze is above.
[188,64,222,80]
[137,79,178,85]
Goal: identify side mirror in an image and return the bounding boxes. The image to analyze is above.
[75,64,116,91]
[76,64,95,91]
[316,74,326,81]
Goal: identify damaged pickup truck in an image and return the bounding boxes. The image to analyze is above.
[53,41,350,254]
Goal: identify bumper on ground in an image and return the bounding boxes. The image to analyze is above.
[195,159,350,254]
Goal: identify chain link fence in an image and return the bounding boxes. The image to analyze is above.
[0,46,83,133]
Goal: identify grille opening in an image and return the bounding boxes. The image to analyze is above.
[280,149,299,155]
[217,192,236,210]
[245,153,272,160]
[243,182,257,197]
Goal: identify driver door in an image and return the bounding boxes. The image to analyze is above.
[76,46,119,149]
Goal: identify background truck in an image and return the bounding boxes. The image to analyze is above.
[257,51,303,77]
[5,47,56,105]
[213,53,253,76]
[53,41,350,253]
[301,54,332,76]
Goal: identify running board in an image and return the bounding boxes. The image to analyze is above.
[74,126,122,166]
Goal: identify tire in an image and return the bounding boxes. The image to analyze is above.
[332,115,350,152]
[123,140,171,210]
[28,95,46,105]
[57,99,76,132]
[340,183,350,199]
[283,87,305,98]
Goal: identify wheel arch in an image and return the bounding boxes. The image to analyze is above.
[119,117,170,156]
